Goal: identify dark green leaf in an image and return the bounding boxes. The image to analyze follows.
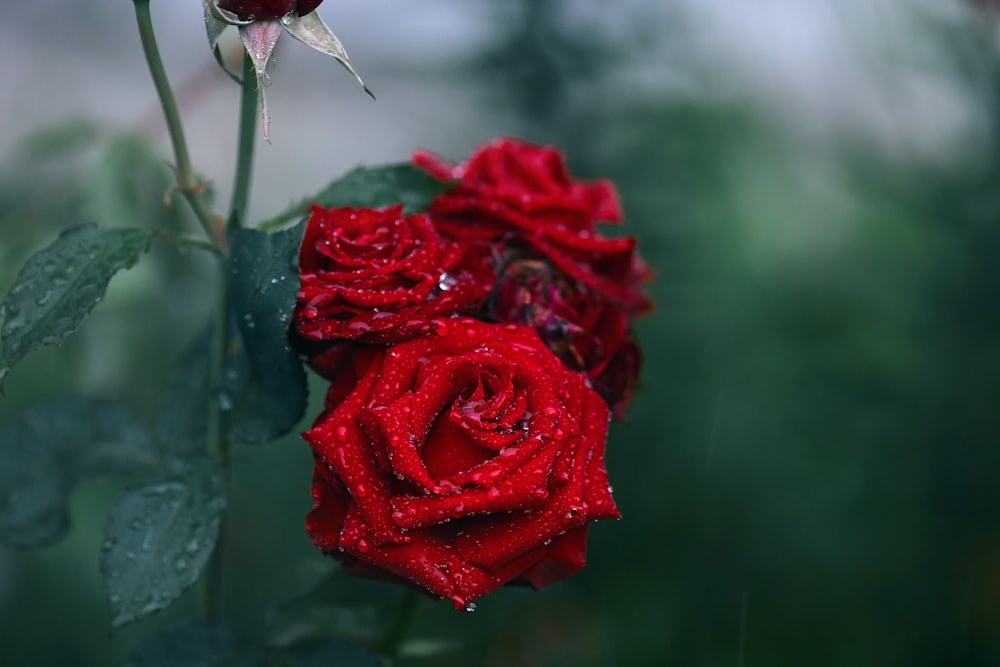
[224,221,307,445]
[0,223,152,386]
[260,164,448,230]
[101,461,226,629]
[155,329,212,461]
[121,622,243,667]
[0,395,156,549]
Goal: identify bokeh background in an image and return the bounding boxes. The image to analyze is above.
[3,0,1000,665]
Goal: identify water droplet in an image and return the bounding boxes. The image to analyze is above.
[434,320,449,336]
[487,487,500,500]
[347,320,372,333]
[465,601,477,612]
[279,13,294,25]
[335,425,349,441]
[355,484,368,498]
[357,538,370,553]
[438,273,457,291]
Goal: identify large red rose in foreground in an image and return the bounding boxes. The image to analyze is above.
[294,205,494,344]
[303,319,619,609]
[413,138,652,316]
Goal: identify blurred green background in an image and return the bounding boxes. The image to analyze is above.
[4,0,1000,665]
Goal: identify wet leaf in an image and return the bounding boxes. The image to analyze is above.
[121,622,242,667]
[0,223,152,387]
[261,164,448,231]
[101,461,226,629]
[225,221,307,445]
[0,395,156,549]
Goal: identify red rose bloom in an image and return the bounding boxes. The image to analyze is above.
[216,0,322,21]
[294,205,494,344]
[303,320,619,609]
[490,257,641,418]
[413,138,652,316]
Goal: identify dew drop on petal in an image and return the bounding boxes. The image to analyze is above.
[355,484,368,498]
[357,538,370,553]
[487,487,500,500]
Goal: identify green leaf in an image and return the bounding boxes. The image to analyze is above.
[0,395,156,549]
[259,164,449,231]
[224,221,307,445]
[155,330,212,461]
[101,461,226,629]
[121,622,242,667]
[0,223,152,386]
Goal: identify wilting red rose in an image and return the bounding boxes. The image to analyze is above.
[303,319,619,609]
[413,138,652,316]
[490,256,641,418]
[294,205,494,344]
[216,0,323,21]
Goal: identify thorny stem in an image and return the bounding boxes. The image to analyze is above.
[133,0,232,624]
[230,51,258,225]
[132,0,220,246]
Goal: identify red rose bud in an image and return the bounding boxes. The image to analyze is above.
[294,205,494,344]
[303,320,619,610]
[217,0,323,21]
[491,257,642,419]
[413,138,652,316]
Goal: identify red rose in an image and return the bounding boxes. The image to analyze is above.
[413,138,652,316]
[294,205,494,344]
[216,0,322,21]
[303,320,619,609]
[490,256,641,419]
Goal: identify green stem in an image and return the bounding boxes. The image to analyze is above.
[378,591,421,662]
[230,51,258,225]
[133,0,231,623]
[132,0,218,243]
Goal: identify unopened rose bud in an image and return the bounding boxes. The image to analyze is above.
[216,0,322,22]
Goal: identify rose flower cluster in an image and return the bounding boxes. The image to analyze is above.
[293,139,651,610]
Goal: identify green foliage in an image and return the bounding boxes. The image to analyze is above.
[225,221,307,445]
[260,164,448,230]
[280,637,384,667]
[0,223,152,386]
[0,395,156,549]
[155,332,213,461]
[101,462,226,629]
[121,623,240,667]
[121,620,382,667]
